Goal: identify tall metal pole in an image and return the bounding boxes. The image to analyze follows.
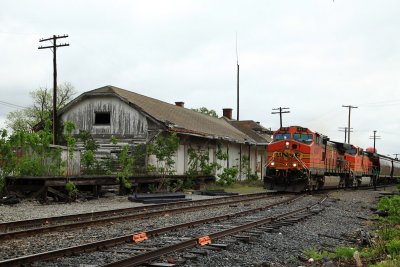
[237,63,239,120]
[39,34,69,144]
[236,32,239,121]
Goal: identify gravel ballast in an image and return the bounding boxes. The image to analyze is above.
[1,187,397,266]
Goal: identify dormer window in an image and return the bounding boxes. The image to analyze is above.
[95,112,110,125]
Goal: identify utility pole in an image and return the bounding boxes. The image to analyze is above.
[342,105,358,144]
[272,107,290,128]
[338,127,353,143]
[38,34,69,145]
[393,154,399,160]
[369,130,381,151]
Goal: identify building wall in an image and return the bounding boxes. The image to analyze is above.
[60,96,149,141]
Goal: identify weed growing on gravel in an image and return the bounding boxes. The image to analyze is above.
[335,246,356,260]
[365,195,400,266]
[303,248,334,261]
[378,196,400,224]
[304,246,356,261]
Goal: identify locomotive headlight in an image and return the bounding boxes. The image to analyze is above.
[292,163,297,167]
[285,141,290,148]
[271,162,275,166]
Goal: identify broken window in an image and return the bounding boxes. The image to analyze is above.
[94,112,111,125]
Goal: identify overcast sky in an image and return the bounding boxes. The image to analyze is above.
[1,0,399,156]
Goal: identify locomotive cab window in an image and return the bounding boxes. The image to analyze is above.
[273,133,291,142]
[345,148,356,155]
[94,112,111,125]
[293,133,313,144]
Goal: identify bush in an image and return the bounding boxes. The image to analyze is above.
[217,167,238,186]
[65,181,78,199]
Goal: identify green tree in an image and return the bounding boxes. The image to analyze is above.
[6,82,76,132]
[191,107,218,118]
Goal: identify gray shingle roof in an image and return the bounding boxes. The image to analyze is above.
[62,85,253,143]
[228,120,272,145]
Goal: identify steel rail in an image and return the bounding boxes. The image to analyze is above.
[103,195,327,267]
[0,192,272,232]
[0,192,282,240]
[0,195,302,267]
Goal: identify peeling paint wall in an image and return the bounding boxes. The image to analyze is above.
[60,96,149,140]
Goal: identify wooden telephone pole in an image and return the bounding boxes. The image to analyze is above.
[369,130,381,151]
[38,35,69,144]
[272,107,290,128]
[342,105,358,144]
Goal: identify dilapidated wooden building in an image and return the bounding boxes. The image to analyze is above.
[59,85,271,180]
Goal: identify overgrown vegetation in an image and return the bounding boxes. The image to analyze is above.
[186,146,219,177]
[303,190,400,266]
[116,145,133,194]
[147,132,180,191]
[79,130,99,175]
[240,155,259,182]
[0,123,64,195]
[0,130,17,194]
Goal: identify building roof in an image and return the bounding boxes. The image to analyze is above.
[228,120,272,145]
[60,85,261,144]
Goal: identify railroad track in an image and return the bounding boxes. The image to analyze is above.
[0,193,325,267]
[0,192,284,241]
[104,195,327,267]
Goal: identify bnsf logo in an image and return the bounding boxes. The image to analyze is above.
[273,151,303,159]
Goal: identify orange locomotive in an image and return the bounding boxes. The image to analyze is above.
[264,126,378,192]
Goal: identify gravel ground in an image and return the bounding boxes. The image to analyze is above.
[180,187,398,266]
[1,187,397,266]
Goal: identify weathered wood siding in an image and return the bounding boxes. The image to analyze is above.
[60,96,148,140]
[60,148,81,176]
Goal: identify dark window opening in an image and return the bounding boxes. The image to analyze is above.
[95,112,111,125]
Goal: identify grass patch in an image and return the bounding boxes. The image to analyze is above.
[304,247,356,261]
[204,180,265,194]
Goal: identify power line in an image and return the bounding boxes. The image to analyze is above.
[38,34,69,145]
[272,107,290,128]
[0,100,27,109]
